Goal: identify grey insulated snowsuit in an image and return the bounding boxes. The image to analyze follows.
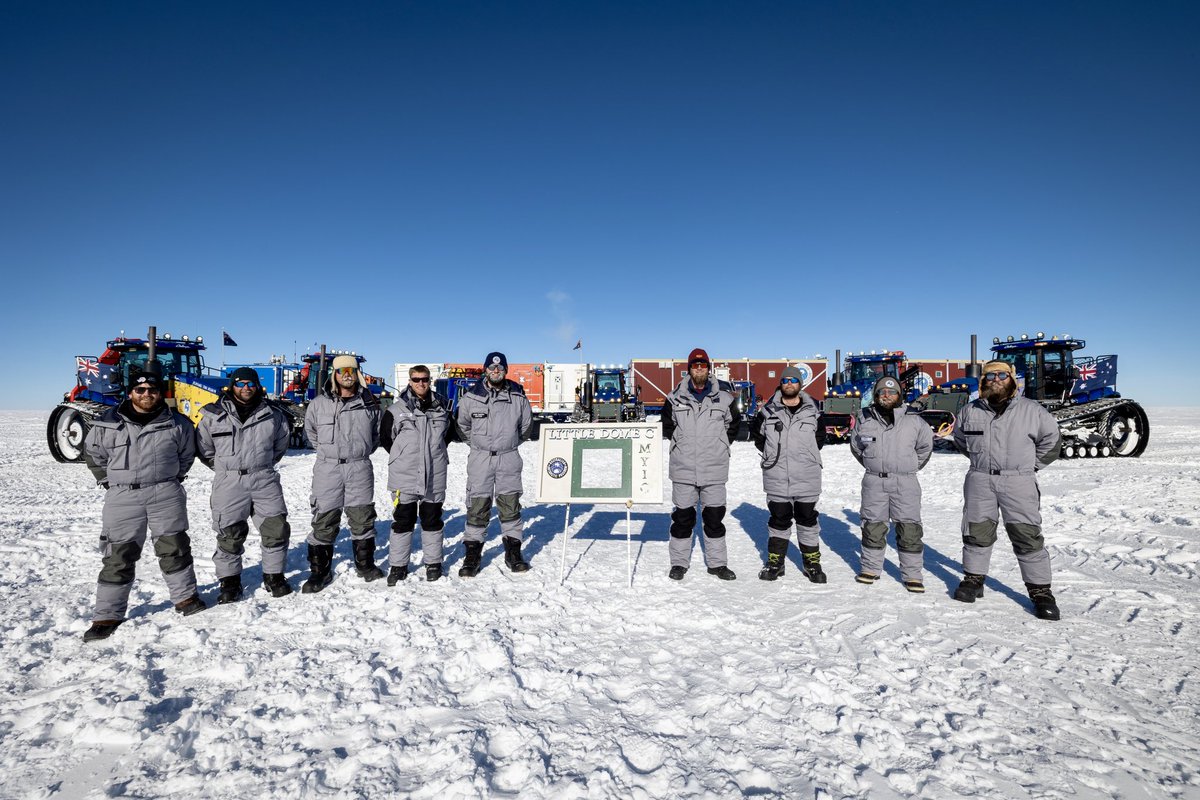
[457,379,532,543]
[84,404,200,620]
[381,388,455,566]
[305,389,382,544]
[953,395,1062,584]
[850,406,933,581]
[662,378,741,568]
[196,396,291,578]
[751,390,824,550]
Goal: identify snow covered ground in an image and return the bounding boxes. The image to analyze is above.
[1,408,1198,799]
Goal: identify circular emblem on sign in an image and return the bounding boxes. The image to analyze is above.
[796,364,812,384]
[547,457,568,479]
[914,372,934,395]
[181,399,192,416]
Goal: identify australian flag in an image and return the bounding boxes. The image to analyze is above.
[76,357,121,395]
[1070,355,1117,397]
[223,331,238,346]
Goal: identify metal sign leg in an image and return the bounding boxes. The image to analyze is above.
[559,504,571,585]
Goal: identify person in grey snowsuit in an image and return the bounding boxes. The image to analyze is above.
[81,369,206,641]
[750,366,828,583]
[456,351,533,577]
[661,348,741,581]
[380,364,458,584]
[952,359,1063,620]
[850,375,933,592]
[195,367,294,603]
[302,354,383,592]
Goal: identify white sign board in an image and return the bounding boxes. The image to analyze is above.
[536,423,663,504]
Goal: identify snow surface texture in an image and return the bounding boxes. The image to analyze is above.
[1,409,1198,799]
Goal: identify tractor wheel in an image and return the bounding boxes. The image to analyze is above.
[1101,402,1150,458]
[47,404,90,463]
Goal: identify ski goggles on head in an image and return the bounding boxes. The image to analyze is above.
[983,371,1012,382]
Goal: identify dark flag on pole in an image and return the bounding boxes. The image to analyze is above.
[573,339,582,350]
[223,332,238,346]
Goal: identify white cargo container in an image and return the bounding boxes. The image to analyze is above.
[541,362,588,419]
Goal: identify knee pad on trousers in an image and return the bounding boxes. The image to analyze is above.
[1005,522,1045,555]
[495,494,522,523]
[216,521,250,555]
[154,533,194,575]
[767,501,794,530]
[99,540,143,584]
[310,509,342,543]
[466,496,492,528]
[701,505,727,539]
[670,506,697,538]
[861,520,890,550]
[894,521,924,553]
[964,519,999,548]
[259,515,290,549]
[392,502,418,533]
[418,502,445,531]
[793,501,819,529]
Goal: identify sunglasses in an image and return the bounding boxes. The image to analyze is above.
[233,380,256,388]
[485,365,506,372]
[984,371,1011,382]
[780,377,800,384]
[410,377,431,384]
[877,389,900,397]
[689,361,709,368]
[131,386,160,395]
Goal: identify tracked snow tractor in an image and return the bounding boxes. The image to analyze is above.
[571,365,645,423]
[819,351,911,444]
[916,333,1149,458]
[47,328,228,463]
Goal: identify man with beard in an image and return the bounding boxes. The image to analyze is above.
[302,355,383,592]
[750,366,828,583]
[196,367,295,603]
[82,368,206,641]
[850,376,934,592]
[456,352,533,577]
[379,365,458,584]
[953,359,1063,620]
[661,348,741,581]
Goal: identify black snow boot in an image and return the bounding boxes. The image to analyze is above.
[217,575,243,605]
[262,572,294,598]
[758,538,789,581]
[352,538,385,582]
[426,563,443,582]
[707,566,737,580]
[953,573,986,603]
[668,565,687,580]
[458,541,483,578]
[502,537,530,573]
[302,543,334,594]
[387,565,408,586]
[83,620,123,642]
[174,595,208,616]
[1026,584,1061,621]
[799,545,828,584]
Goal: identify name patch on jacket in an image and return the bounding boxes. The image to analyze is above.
[859,436,875,443]
[472,412,488,419]
[962,430,984,436]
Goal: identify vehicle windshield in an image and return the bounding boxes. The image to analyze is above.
[120,348,203,383]
[848,361,897,383]
[596,374,622,393]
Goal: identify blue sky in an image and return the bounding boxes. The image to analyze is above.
[3,1,1197,408]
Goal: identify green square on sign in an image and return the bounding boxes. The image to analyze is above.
[571,439,632,498]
